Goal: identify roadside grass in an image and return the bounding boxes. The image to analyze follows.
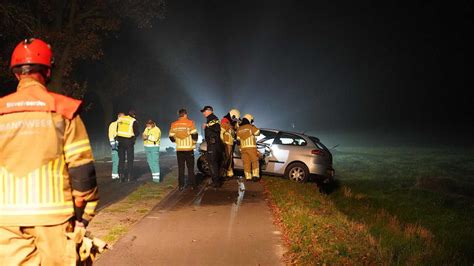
[263,177,381,265]
[87,170,178,245]
[330,147,474,265]
[263,146,474,265]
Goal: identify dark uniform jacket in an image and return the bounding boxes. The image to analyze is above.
[205,113,222,147]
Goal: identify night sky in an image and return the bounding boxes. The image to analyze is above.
[10,1,474,146]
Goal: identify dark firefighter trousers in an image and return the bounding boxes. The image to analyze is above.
[177,151,195,188]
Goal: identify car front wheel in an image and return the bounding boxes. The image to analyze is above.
[284,162,309,182]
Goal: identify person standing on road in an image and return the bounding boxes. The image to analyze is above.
[108,112,124,180]
[169,109,198,190]
[237,114,261,181]
[201,105,223,187]
[117,110,139,182]
[143,120,161,183]
[220,108,240,180]
[0,38,99,265]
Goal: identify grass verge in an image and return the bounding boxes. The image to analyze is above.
[263,177,381,264]
[263,147,474,265]
[87,170,178,245]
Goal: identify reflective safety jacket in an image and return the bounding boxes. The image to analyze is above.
[143,126,161,147]
[117,115,136,138]
[108,121,118,142]
[169,117,198,151]
[0,78,99,226]
[220,117,235,146]
[237,124,260,150]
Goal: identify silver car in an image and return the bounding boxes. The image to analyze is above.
[198,128,335,183]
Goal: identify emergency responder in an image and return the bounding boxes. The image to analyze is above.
[143,119,161,183]
[169,108,198,190]
[201,105,223,187]
[237,114,261,181]
[108,112,124,180]
[0,38,99,265]
[116,110,139,182]
[220,108,240,179]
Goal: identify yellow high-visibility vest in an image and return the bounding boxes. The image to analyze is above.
[117,115,136,138]
[108,121,118,141]
[144,126,161,147]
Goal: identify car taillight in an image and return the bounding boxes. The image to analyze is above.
[311,149,325,156]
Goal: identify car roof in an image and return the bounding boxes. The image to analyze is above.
[260,128,319,141]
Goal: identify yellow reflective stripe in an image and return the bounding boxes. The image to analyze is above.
[27,172,33,204]
[41,164,47,204]
[0,169,4,205]
[65,146,91,159]
[54,158,60,202]
[84,201,98,214]
[207,120,219,126]
[0,205,74,215]
[48,160,53,203]
[64,139,90,151]
[9,173,14,204]
[1,201,74,208]
[34,169,40,204]
[190,129,197,134]
[59,159,65,203]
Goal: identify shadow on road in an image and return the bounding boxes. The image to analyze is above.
[94,154,177,211]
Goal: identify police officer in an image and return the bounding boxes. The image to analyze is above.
[108,112,124,180]
[116,110,139,182]
[0,38,99,265]
[169,108,199,190]
[221,108,240,179]
[237,114,261,181]
[201,105,223,187]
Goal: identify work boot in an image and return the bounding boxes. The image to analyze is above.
[252,176,260,182]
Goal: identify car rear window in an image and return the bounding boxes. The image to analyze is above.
[309,136,328,150]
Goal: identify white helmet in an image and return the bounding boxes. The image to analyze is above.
[243,113,254,124]
[229,109,240,121]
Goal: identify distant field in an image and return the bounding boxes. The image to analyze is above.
[264,146,474,265]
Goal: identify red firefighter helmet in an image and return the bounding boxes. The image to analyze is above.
[10,38,53,69]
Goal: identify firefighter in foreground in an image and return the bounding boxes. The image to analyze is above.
[236,114,261,181]
[116,110,139,182]
[0,38,99,265]
[201,105,223,187]
[169,108,198,190]
[108,112,124,180]
[220,108,240,179]
[143,119,161,183]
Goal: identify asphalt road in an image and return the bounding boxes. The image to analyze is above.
[96,175,285,265]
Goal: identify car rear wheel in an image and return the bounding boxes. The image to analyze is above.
[285,162,309,183]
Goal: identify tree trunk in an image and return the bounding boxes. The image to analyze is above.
[97,91,114,133]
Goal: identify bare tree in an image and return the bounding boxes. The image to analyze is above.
[0,0,165,98]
